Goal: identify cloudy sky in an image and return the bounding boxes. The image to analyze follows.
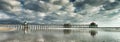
[0,0,120,27]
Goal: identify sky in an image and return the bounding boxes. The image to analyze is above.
[0,0,120,27]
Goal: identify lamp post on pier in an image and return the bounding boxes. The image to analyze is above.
[22,21,28,33]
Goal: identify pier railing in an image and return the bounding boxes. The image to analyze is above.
[0,24,90,29]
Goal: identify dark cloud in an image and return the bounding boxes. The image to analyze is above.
[43,15,57,21]
[0,0,12,11]
[69,0,76,2]
[73,2,85,13]
[24,2,48,12]
[0,19,21,24]
[73,1,85,8]
[84,0,107,6]
[53,1,61,5]
[103,2,119,10]
[41,0,50,3]
[2,11,17,16]
[116,0,120,1]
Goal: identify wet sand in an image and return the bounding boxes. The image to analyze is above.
[0,28,120,42]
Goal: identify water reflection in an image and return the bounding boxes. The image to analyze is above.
[89,30,97,37]
[63,29,71,34]
[0,29,120,42]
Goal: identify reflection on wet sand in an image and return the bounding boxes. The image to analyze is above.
[89,30,97,37]
[63,29,71,34]
[0,29,120,42]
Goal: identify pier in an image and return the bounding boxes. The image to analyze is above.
[0,22,120,32]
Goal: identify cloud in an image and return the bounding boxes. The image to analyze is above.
[24,1,48,12]
[0,0,12,11]
[84,0,107,6]
[0,12,10,20]
[103,2,120,10]
[0,0,120,26]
